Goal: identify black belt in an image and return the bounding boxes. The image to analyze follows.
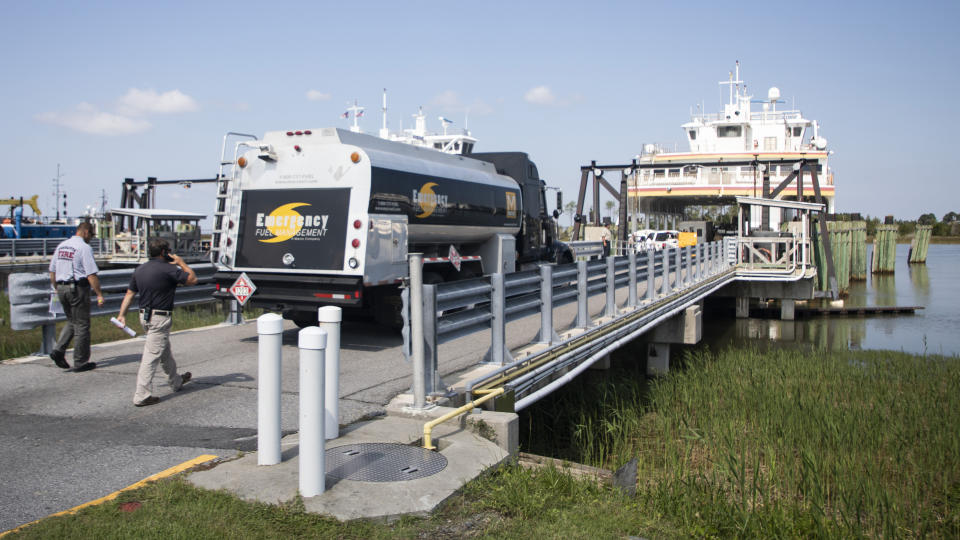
[141,308,172,316]
[56,279,89,285]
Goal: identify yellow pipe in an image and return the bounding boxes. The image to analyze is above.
[423,388,505,450]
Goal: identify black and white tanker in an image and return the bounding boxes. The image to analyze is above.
[211,127,572,326]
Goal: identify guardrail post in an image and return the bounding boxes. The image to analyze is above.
[226,299,243,325]
[661,249,670,297]
[318,306,341,440]
[538,265,558,345]
[697,242,703,281]
[409,253,426,408]
[628,251,637,308]
[682,246,690,287]
[489,272,507,365]
[298,326,327,497]
[423,283,440,392]
[605,256,615,318]
[674,247,682,292]
[577,260,588,328]
[257,313,283,466]
[646,249,655,303]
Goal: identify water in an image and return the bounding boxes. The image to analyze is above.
[705,243,960,356]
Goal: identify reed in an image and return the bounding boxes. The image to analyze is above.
[522,347,960,537]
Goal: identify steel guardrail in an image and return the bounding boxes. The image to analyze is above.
[7,264,219,335]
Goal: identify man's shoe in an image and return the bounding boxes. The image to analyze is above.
[70,362,96,373]
[134,396,160,407]
[181,372,192,385]
[50,350,69,369]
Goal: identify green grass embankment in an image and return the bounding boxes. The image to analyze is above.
[0,292,261,361]
[8,347,958,538]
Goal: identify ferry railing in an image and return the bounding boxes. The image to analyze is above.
[404,241,734,407]
[6,264,225,356]
[0,238,109,262]
[736,232,812,277]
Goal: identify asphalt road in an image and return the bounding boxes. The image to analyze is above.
[0,277,631,532]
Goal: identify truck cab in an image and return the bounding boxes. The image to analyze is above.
[469,152,571,266]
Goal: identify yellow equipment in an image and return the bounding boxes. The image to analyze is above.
[678,231,697,247]
[1,195,42,216]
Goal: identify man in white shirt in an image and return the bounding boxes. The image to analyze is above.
[48,222,104,371]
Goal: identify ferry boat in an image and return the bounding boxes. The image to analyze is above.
[631,62,835,231]
[344,91,477,155]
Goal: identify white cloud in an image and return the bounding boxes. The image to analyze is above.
[306,90,331,101]
[118,88,199,115]
[431,90,461,109]
[37,88,198,136]
[524,85,557,106]
[36,103,151,136]
[429,90,495,117]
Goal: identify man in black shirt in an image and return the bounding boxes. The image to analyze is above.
[117,238,198,407]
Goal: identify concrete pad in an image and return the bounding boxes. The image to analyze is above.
[187,415,509,522]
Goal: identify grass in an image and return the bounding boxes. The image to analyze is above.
[523,346,960,538]
[0,291,261,360]
[6,347,958,538]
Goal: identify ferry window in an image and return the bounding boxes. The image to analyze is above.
[793,127,802,137]
[764,137,776,151]
[462,143,473,155]
[688,130,697,140]
[453,142,460,151]
[434,143,443,149]
[717,126,742,138]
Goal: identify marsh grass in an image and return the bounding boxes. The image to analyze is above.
[0,291,261,360]
[522,347,960,537]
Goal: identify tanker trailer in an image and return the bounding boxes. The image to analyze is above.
[211,128,570,327]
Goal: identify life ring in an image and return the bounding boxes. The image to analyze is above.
[758,247,771,261]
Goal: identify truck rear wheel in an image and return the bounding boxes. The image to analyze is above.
[292,314,317,329]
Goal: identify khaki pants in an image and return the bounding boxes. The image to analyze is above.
[134,313,184,403]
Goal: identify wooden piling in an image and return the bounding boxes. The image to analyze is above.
[850,221,867,280]
[908,225,932,264]
[871,225,898,274]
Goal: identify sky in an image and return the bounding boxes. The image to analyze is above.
[2,0,959,224]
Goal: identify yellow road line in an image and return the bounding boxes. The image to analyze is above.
[0,454,218,537]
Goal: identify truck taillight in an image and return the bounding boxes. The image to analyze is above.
[351,152,360,163]
[353,219,362,229]
[351,238,360,248]
[237,157,247,168]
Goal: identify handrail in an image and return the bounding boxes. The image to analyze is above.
[422,388,505,450]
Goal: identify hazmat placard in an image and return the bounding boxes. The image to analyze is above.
[229,272,257,306]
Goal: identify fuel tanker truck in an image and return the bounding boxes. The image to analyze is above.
[210,127,572,327]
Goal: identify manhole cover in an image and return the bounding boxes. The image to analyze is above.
[325,443,448,482]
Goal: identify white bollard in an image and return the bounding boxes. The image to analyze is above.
[298,327,327,497]
[257,313,284,466]
[318,306,341,440]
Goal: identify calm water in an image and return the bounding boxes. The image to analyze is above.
[705,243,960,356]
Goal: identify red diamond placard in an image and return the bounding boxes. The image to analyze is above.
[448,244,462,272]
[229,272,257,306]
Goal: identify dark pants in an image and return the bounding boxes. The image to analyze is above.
[55,283,91,365]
